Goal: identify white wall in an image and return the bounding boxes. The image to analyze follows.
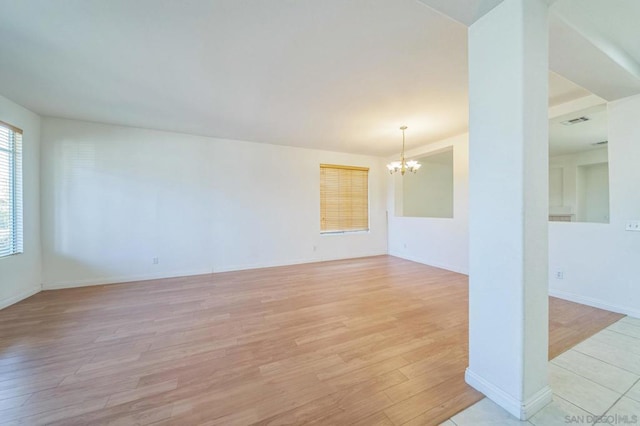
[40,118,388,288]
[402,149,454,218]
[0,95,41,308]
[580,162,609,223]
[387,133,469,274]
[549,167,564,209]
[549,94,640,317]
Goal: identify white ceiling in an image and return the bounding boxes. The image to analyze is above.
[0,0,472,156]
[552,0,640,79]
[413,0,504,26]
[0,0,638,156]
[549,72,590,107]
[549,0,640,101]
[550,104,608,157]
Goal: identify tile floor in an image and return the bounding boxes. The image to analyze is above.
[441,316,640,426]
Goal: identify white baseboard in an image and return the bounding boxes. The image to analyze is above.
[549,288,640,319]
[212,251,387,273]
[0,286,41,310]
[465,368,553,420]
[212,257,320,273]
[321,251,388,263]
[388,251,469,275]
[42,252,389,290]
[42,268,214,290]
[523,386,555,419]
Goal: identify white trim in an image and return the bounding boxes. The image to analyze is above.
[213,258,318,273]
[0,286,41,310]
[42,252,388,290]
[388,251,469,275]
[465,368,553,420]
[213,252,387,273]
[43,268,214,290]
[522,386,555,419]
[549,288,640,319]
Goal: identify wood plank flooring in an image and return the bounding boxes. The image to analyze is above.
[0,256,624,425]
[548,296,624,359]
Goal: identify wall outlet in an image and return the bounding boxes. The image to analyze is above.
[152,257,159,265]
[403,243,408,249]
[625,221,640,231]
[312,245,317,252]
[555,271,564,280]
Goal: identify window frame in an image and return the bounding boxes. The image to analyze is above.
[0,120,23,258]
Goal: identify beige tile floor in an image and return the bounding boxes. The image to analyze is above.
[441,316,640,426]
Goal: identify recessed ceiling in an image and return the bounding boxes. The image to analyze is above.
[548,72,591,106]
[549,0,640,101]
[553,0,640,67]
[414,0,504,26]
[0,0,637,156]
[549,104,607,157]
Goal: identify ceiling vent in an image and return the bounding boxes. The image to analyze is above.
[561,116,590,126]
[592,140,608,146]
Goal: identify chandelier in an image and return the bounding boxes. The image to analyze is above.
[386,126,421,175]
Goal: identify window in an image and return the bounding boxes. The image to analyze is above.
[0,121,23,258]
[320,164,369,233]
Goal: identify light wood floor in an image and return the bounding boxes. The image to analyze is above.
[0,256,623,425]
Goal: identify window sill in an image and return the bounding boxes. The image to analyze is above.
[320,230,370,236]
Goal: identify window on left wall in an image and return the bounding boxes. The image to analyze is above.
[0,121,23,258]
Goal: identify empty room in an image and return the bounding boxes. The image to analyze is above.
[1,0,640,425]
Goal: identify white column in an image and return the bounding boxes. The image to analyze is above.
[466,0,551,420]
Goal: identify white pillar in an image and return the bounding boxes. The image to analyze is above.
[466,0,551,420]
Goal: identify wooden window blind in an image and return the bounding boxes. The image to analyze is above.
[0,120,23,258]
[320,164,369,233]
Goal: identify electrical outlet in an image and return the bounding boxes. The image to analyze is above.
[625,221,640,232]
[403,243,407,249]
[555,271,564,280]
[312,245,317,252]
[152,257,159,265]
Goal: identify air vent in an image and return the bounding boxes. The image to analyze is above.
[561,116,590,126]
[592,140,608,146]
